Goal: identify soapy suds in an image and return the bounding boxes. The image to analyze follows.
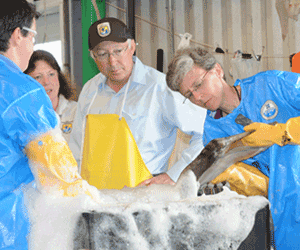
[23,177,269,250]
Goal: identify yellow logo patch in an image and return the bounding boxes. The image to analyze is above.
[97,22,111,37]
[62,123,72,134]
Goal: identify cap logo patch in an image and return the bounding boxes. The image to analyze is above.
[97,22,111,37]
[260,100,278,120]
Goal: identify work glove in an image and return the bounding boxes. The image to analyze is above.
[241,116,300,147]
[25,128,100,202]
[210,162,269,197]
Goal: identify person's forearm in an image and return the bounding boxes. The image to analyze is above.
[167,138,204,182]
[25,128,98,201]
[242,116,300,147]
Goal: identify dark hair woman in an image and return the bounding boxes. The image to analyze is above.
[24,49,77,142]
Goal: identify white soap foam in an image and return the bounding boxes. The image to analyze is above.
[23,180,269,250]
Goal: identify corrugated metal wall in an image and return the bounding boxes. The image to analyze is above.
[105,0,300,85]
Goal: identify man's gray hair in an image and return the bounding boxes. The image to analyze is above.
[127,39,132,49]
[166,47,217,92]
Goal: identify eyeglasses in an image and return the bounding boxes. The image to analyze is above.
[22,27,37,44]
[183,70,210,104]
[93,46,128,61]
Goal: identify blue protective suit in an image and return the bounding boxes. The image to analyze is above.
[0,55,57,249]
[204,70,300,250]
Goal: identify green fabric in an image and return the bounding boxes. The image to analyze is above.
[81,0,106,85]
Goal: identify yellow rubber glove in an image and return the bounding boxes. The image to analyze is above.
[211,162,269,197]
[25,129,98,201]
[241,116,300,147]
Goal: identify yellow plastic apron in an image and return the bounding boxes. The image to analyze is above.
[81,114,152,190]
[80,69,152,190]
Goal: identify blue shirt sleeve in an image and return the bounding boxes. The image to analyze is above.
[1,81,58,148]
